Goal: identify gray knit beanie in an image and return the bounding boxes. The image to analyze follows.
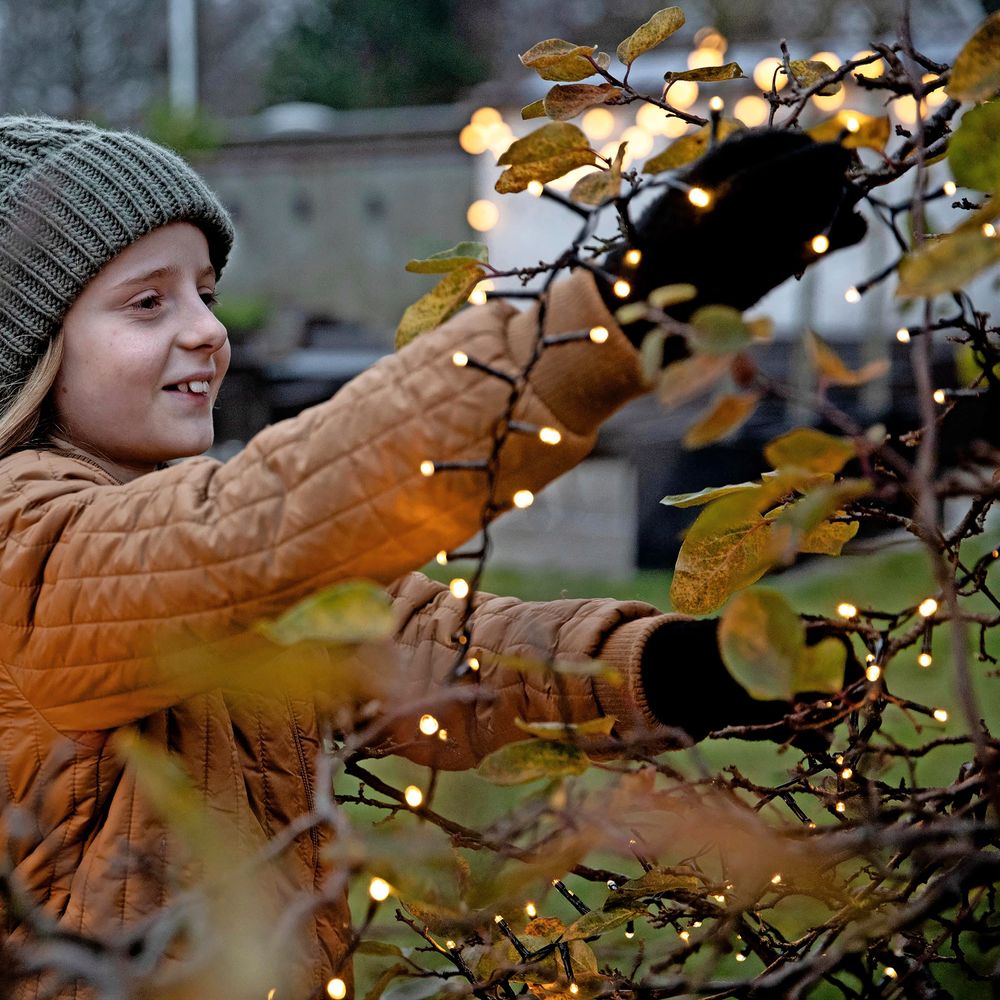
[0,115,235,415]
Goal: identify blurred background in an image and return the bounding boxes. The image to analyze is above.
[3,0,996,572]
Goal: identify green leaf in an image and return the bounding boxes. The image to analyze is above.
[807,111,891,152]
[636,328,665,384]
[807,330,890,387]
[381,976,452,1000]
[543,83,622,121]
[520,38,610,82]
[521,99,547,120]
[719,588,805,701]
[689,305,753,355]
[794,636,847,694]
[396,264,486,348]
[405,241,490,274]
[784,59,841,95]
[660,478,768,508]
[398,897,470,936]
[764,480,867,562]
[513,716,617,741]
[477,739,590,785]
[564,903,647,940]
[615,302,649,326]
[258,580,394,645]
[897,223,1000,298]
[616,7,685,65]
[495,123,597,194]
[948,100,1000,192]
[648,283,698,309]
[764,428,856,474]
[664,62,744,83]
[643,119,745,173]
[612,867,702,900]
[947,12,1000,102]
[356,941,407,957]
[683,392,760,449]
[363,964,411,1000]
[657,352,729,410]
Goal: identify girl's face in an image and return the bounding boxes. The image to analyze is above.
[53,222,230,480]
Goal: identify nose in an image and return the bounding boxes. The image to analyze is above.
[177,293,228,354]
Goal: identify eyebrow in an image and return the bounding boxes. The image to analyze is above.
[111,263,216,290]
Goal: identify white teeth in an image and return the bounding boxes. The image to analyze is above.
[169,380,209,394]
[176,382,189,393]
[189,380,210,394]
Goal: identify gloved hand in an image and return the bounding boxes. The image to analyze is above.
[640,617,862,751]
[602,127,867,347]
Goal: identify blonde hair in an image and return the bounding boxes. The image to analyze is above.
[0,333,64,460]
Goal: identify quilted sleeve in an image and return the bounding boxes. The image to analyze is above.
[0,271,646,732]
[379,572,685,770]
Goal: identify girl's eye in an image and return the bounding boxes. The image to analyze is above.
[201,292,219,308]
[131,293,161,312]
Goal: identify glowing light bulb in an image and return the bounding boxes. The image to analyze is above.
[736,953,747,962]
[932,389,946,404]
[933,708,948,722]
[468,279,494,306]
[527,180,545,197]
[589,326,609,343]
[525,901,537,918]
[613,278,632,298]
[582,107,615,140]
[513,489,534,509]
[419,714,440,735]
[449,578,470,600]
[841,768,853,780]
[369,877,391,901]
[452,351,469,367]
[679,929,690,941]
[688,186,711,208]
[753,57,787,92]
[693,921,702,928]
[468,657,480,671]
[866,664,882,682]
[812,90,845,111]
[459,124,489,155]
[845,287,861,303]
[472,106,502,126]
[467,199,499,232]
[811,50,842,71]
[666,80,699,109]
[708,96,724,112]
[625,928,635,939]
[712,894,726,903]
[419,460,436,477]
[835,801,846,812]
[438,728,448,741]
[811,234,830,254]
[943,180,957,196]
[268,991,277,1000]
[770,873,782,885]
[837,602,858,619]
[851,51,885,79]
[918,597,938,617]
[445,939,457,950]
[885,966,898,979]
[836,755,844,765]
[569,986,579,996]
[689,47,724,70]
[918,652,933,668]
[326,979,347,1000]
[624,248,643,266]
[539,426,562,445]
[923,74,946,108]
[404,785,424,808]
[435,550,448,565]
[896,327,911,343]
[983,223,997,238]
[734,95,769,126]
[843,114,861,133]
[621,126,654,159]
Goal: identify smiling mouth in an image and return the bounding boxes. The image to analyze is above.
[163,380,211,395]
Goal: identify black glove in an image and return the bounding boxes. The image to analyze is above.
[602,127,867,347]
[640,617,862,751]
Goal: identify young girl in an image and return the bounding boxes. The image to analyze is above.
[0,115,861,999]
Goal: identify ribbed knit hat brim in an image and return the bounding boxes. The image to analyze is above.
[0,115,234,412]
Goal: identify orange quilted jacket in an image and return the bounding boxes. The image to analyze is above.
[0,273,676,999]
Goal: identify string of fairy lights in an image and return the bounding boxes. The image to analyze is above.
[324,28,999,1000]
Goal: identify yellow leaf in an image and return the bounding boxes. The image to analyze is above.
[897,225,1000,297]
[682,392,760,449]
[648,283,697,309]
[639,328,667,383]
[543,82,623,121]
[947,11,1000,102]
[808,110,891,152]
[657,353,730,410]
[496,122,597,193]
[570,166,622,204]
[616,7,686,66]
[643,119,745,173]
[519,38,609,82]
[798,519,859,555]
[514,716,617,741]
[784,59,842,95]
[807,330,890,386]
[396,264,485,348]
[521,99,547,119]
[405,241,489,274]
[664,62,744,83]
[660,477,772,508]
[257,580,394,645]
[477,739,590,785]
[764,427,856,474]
